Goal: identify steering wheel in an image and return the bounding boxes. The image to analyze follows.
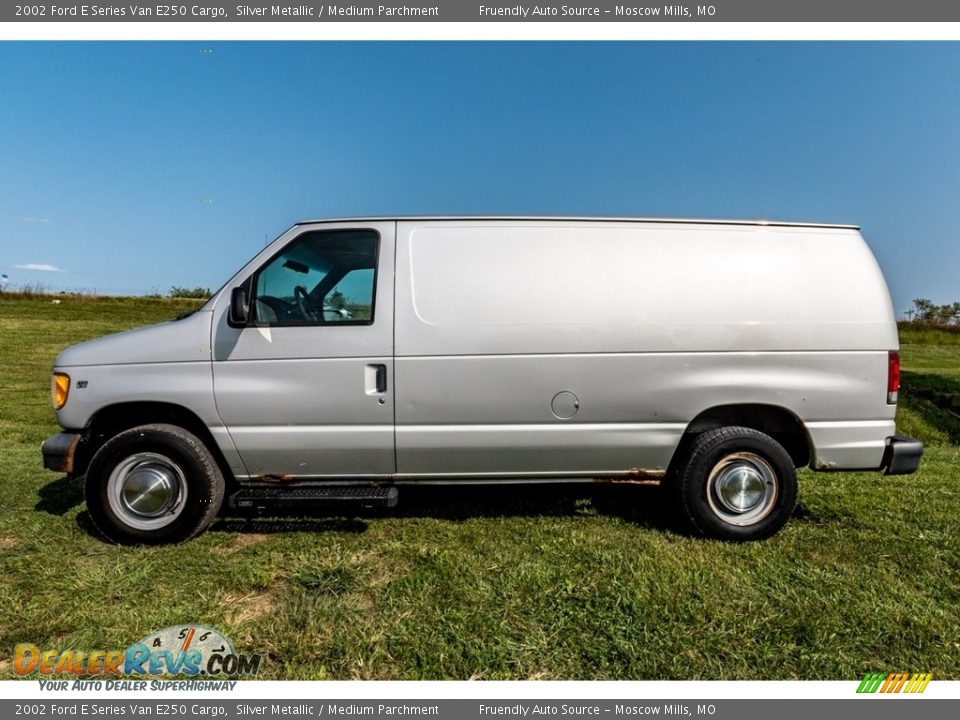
[293,285,318,321]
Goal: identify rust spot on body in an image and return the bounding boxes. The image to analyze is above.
[250,474,296,484]
[43,432,81,474]
[63,433,81,474]
[594,468,665,485]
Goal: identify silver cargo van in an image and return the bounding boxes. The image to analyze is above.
[41,217,923,543]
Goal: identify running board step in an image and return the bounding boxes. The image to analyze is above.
[229,486,398,512]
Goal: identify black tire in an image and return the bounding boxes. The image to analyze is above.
[84,423,224,545]
[668,426,797,541]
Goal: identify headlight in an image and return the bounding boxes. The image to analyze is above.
[52,373,70,410]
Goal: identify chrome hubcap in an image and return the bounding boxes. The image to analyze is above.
[707,452,778,526]
[107,453,187,530]
[716,465,765,512]
[121,461,177,516]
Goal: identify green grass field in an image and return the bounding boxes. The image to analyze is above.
[1,295,958,680]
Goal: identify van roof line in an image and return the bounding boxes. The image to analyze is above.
[294,216,861,230]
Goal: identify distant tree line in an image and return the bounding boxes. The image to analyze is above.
[905,298,960,325]
[169,286,212,299]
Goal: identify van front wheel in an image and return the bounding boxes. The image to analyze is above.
[670,426,797,541]
[84,424,224,545]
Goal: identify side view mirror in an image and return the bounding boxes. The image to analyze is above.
[229,286,249,326]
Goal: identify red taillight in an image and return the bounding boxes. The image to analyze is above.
[888,351,900,404]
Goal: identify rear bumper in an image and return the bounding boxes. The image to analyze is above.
[41,431,82,474]
[881,435,923,476]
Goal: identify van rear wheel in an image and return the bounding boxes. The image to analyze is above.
[670,426,797,541]
[84,424,224,545]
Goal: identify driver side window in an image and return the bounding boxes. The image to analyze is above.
[253,229,379,326]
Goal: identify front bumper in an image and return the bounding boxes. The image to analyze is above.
[41,431,82,474]
[881,435,924,476]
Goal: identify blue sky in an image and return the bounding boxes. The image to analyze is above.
[1,41,958,313]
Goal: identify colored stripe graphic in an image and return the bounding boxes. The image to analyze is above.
[905,673,933,693]
[857,672,886,693]
[858,672,931,693]
[883,673,908,693]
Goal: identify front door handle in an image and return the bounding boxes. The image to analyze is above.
[366,364,387,395]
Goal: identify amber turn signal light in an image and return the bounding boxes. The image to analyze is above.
[52,373,70,410]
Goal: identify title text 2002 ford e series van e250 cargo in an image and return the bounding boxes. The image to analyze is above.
[41,217,923,544]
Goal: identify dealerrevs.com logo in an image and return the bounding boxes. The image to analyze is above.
[857,672,933,694]
[14,625,262,677]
